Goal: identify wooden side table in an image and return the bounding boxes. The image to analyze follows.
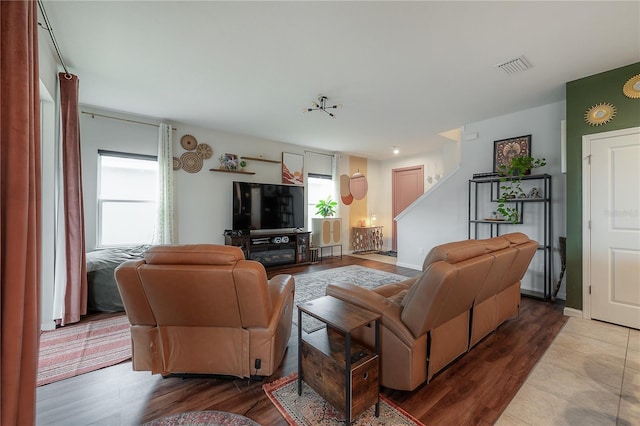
[297,296,380,423]
[352,226,383,253]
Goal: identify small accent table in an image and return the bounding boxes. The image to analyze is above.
[318,244,343,261]
[297,296,380,423]
[352,226,383,253]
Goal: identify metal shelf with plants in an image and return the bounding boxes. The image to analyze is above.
[468,173,552,300]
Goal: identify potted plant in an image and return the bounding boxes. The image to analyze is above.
[315,196,337,217]
[218,155,226,170]
[496,155,546,223]
[239,160,247,172]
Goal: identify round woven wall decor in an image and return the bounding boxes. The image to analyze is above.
[172,156,182,170]
[181,151,203,173]
[196,143,213,159]
[180,134,198,151]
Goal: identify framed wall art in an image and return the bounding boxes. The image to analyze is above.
[493,135,531,172]
[282,152,304,185]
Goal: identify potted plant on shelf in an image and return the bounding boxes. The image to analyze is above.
[239,160,247,172]
[218,155,226,170]
[315,196,337,217]
[496,155,546,223]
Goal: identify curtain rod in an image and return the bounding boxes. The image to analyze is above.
[37,0,69,76]
[304,150,335,158]
[81,111,177,131]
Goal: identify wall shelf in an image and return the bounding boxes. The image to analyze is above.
[242,156,281,164]
[209,168,256,175]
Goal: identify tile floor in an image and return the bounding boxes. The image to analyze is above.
[497,316,640,425]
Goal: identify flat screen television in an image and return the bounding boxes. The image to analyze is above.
[233,181,305,233]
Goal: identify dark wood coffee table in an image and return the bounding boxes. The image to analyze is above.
[297,295,380,423]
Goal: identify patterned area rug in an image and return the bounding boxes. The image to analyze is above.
[293,265,408,333]
[142,410,260,426]
[263,373,424,426]
[37,314,131,386]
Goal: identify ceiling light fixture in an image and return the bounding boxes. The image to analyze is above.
[393,147,399,155]
[303,95,342,118]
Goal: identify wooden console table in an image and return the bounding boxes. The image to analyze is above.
[352,226,383,253]
[297,296,380,423]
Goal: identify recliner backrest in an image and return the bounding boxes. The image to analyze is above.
[125,244,274,329]
[401,240,494,337]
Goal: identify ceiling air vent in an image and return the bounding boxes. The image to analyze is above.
[496,56,531,75]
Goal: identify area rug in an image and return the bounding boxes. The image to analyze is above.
[263,373,424,426]
[293,265,408,333]
[142,410,260,426]
[37,314,132,386]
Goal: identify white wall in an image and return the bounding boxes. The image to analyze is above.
[396,101,567,299]
[39,39,60,330]
[79,106,332,248]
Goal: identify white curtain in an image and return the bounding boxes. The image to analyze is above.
[153,123,175,244]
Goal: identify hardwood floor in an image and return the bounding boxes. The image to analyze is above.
[35,255,566,426]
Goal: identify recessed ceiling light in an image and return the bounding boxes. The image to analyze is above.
[393,147,399,155]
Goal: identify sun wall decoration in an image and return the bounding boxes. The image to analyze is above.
[622,74,640,99]
[584,102,617,126]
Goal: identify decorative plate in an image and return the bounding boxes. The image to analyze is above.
[180,134,198,151]
[349,172,368,200]
[195,143,213,159]
[584,102,617,126]
[341,193,354,205]
[172,156,182,170]
[622,74,640,99]
[180,151,203,173]
[339,174,352,197]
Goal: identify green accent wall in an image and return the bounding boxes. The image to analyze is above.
[565,62,640,310]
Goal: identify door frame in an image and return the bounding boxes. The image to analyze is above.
[582,127,640,320]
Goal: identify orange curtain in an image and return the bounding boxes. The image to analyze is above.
[58,74,87,325]
[0,0,41,424]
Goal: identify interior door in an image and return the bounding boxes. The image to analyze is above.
[585,127,640,329]
[392,166,424,251]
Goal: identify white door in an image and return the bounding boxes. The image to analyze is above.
[584,127,640,329]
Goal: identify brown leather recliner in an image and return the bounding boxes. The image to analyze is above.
[326,233,537,391]
[114,244,294,378]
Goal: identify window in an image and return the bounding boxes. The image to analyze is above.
[307,174,337,231]
[97,151,158,246]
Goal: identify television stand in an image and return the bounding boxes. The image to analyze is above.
[225,231,311,268]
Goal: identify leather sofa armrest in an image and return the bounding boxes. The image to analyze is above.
[268,274,295,306]
[326,282,416,346]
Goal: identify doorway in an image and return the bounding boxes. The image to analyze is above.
[582,127,640,329]
[392,165,424,251]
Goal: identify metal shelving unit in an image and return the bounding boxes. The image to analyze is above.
[468,173,552,300]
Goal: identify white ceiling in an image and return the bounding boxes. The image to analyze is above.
[41,1,640,159]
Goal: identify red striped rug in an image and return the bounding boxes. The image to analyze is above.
[37,314,132,386]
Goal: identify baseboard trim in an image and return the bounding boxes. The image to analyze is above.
[563,307,583,318]
[396,261,421,270]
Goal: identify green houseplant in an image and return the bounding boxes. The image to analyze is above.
[496,155,546,223]
[315,196,337,217]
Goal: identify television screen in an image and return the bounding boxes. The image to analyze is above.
[233,181,305,232]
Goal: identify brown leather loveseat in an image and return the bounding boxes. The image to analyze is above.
[114,244,294,378]
[326,232,537,391]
